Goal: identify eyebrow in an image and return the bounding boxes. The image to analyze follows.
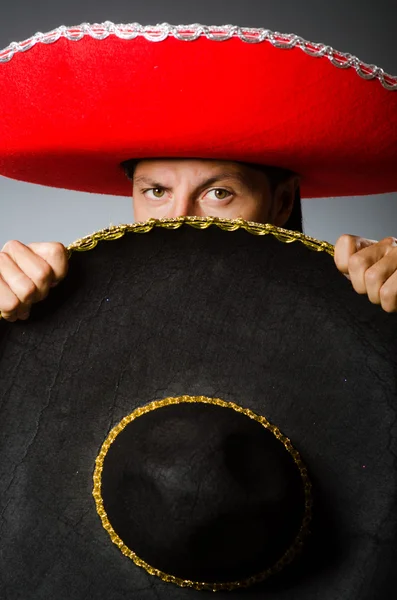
[133,172,257,194]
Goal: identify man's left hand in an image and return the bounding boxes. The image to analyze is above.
[334,234,397,313]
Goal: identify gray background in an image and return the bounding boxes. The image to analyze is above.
[0,0,396,248]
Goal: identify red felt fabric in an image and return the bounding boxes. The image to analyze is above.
[0,34,396,198]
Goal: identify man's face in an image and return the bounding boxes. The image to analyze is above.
[132,159,291,225]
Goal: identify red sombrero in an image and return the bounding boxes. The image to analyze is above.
[0,21,396,199]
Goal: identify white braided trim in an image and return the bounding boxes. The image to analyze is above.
[0,21,396,91]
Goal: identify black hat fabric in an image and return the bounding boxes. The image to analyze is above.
[0,216,396,600]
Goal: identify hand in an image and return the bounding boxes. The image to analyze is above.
[0,241,69,322]
[334,234,397,313]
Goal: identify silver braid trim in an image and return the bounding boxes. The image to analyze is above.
[0,21,396,91]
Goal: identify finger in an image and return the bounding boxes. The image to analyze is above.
[377,268,397,313]
[1,240,54,302]
[363,247,397,307]
[347,237,397,296]
[27,242,68,286]
[0,252,39,310]
[0,309,30,322]
[0,273,28,321]
[0,311,18,322]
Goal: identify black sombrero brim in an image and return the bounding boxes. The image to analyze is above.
[0,218,396,599]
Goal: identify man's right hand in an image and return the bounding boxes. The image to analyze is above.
[0,241,69,322]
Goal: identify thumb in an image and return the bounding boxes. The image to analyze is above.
[27,242,69,285]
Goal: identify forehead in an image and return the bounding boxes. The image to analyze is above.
[133,159,270,189]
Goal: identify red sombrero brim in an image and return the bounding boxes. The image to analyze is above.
[0,22,396,199]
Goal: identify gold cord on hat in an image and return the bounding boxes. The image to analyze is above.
[66,216,335,257]
[93,395,313,592]
[0,217,335,321]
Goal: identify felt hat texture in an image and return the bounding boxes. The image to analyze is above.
[0,217,396,599]
[0,22,396,199]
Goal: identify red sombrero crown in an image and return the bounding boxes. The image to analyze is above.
[0,21,396,199]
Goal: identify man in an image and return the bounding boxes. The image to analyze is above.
[0,22,397,599]
[0,157,396,322]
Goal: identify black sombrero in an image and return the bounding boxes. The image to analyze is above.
[0,217,396,599]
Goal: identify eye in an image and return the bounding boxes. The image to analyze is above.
[205,188,233,201]
[142,187,166,199]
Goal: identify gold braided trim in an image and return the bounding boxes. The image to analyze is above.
[93,395,313,593]
[66,216,335,257]
[0,217,335,321]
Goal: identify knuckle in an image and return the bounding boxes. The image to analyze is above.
[19,280,37,303]
[0,252,10,267]
[39,243,68,281]
[34,261,53,283]
[339,234,352,243]
[348,253,367,270]
[364,268,380,284]
[44,242,67,263]
[1,239,25,254]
